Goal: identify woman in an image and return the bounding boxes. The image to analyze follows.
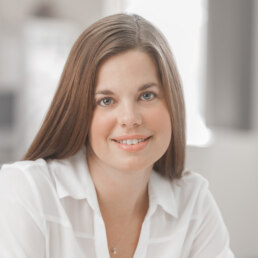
[0,14,234,258]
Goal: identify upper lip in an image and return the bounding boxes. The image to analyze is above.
[112,135,151,141]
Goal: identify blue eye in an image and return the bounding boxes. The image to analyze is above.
[140,92,156,101]
[98,97,114,106]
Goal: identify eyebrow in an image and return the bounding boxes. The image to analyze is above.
[95,83,159,95]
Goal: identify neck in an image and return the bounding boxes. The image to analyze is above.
[87,155,151,220]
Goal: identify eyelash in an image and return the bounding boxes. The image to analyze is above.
[96,91,157,107]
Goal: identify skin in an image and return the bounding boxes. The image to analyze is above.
[87,49,172,257]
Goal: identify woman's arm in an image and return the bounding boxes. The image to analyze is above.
[189,186,234,258]
[0,198,45,258]
[0,165,46,258]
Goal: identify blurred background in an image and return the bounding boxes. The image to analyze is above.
[0,0,257,257]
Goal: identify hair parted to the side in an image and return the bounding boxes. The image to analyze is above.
[23,13,186,180]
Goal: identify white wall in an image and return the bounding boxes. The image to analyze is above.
[0,0,102,25]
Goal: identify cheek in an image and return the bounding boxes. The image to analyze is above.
[145,103,172,137]
[89,110,115,144]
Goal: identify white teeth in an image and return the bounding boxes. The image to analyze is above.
[127,139,133,145]
[117,138,147,145]
[132,139,138,144]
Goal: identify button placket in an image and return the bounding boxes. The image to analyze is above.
[94,214,110,258]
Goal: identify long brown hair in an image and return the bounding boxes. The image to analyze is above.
[23,13,186,180]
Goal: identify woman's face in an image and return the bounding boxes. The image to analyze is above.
[88,50,171,172]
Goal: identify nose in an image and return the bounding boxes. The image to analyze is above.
[117,102,142,128]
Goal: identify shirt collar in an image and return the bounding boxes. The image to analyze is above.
[49,146,178,218]
[148,171,178,218]
[48,146,102,214]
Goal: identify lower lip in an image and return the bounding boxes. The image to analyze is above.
[112,137,151,152]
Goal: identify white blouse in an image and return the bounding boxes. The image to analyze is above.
[0,148,234,258]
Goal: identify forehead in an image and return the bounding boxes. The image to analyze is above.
[95,50,160,90]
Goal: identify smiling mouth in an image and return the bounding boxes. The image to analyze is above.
[112,136,151,145]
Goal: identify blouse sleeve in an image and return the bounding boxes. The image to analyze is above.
[189,185,235,258]
[0,167,45,258]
